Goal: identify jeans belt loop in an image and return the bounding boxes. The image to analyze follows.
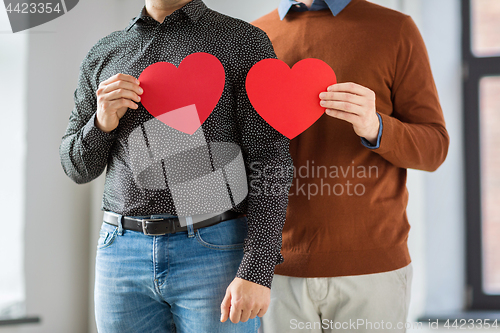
[117,214,124,236]
[186,216,195,238]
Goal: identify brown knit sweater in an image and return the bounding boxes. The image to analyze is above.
[252,0,449,277]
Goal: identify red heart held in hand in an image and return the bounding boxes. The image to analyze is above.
[139,52,225,135]
[246,58,337,139]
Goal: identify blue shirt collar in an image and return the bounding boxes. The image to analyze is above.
[278,0,352,20]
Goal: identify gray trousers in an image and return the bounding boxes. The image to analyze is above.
[260,264,413,333]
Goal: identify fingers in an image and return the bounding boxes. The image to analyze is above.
[220,290,231,323]
[229,296,268,323]
[105,89,142,104]
[229,305,243,324]
[320,83,377,118]
[256,307,267,318]
[226,293,251,324]
[99,99,139,112]
[98,98,139,110]
[102,80,143,96]
[322,82,380,141]
[228,295,244,323]
[259,302,269,317]
[97,74,143,104]
[110,98,139,110]
[325,109,358,123]
[319,92,365,107]
[326,82,375,100]
[248,309,258,320]
[320,100,363,115]
[100,73,140,86]
[236,302,253,323]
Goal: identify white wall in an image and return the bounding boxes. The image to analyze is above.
[419,0,464,315]
[0,5,28,320]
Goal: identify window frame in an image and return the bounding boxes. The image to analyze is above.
[462,0,500,310]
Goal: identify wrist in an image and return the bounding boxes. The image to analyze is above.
[360,113,380,146]
[361,122,380,145]
[94,113,113,133]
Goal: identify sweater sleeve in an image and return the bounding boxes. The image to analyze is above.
[373,16,450,172]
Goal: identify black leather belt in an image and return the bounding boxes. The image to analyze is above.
[103,211,244,236]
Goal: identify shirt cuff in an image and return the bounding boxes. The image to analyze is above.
[360,113,383,149]
[236,249,283,289]
[81,113,117,150]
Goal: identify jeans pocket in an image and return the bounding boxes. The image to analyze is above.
[195,216,247,250]
[97,222,118,250]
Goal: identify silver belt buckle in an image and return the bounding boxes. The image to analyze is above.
[141,218,168,236]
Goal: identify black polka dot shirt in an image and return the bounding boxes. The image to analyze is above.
[59,0,293,288]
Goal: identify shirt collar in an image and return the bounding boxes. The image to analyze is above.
[278,0,352,20]
[126,0,208,31]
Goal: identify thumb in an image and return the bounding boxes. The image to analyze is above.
[220,288,232,323]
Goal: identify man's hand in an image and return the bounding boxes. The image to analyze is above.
[320,82,380,145]
[220,277,270,324]
[95,73,143,133]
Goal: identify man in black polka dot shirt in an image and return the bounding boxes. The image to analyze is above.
[59,0,293,332]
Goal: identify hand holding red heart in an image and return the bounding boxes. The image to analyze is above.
[320,82,380,145]
[95,73,143,133]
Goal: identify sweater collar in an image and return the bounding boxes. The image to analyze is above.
[278,0,352,20]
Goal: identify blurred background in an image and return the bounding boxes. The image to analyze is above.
[0,0,499,332]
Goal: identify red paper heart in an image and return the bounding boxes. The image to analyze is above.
[246,58,336,139]
[139,53,225,135]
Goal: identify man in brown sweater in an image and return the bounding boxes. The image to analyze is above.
[252,0,449,332]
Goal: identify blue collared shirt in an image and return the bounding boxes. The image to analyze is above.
[279,0,352,20]
[278,0,383,149]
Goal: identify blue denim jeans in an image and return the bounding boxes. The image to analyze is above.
[94,214,260,333]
